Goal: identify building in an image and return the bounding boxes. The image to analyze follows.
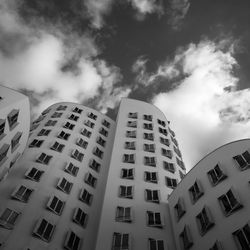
[168,139,250,250]
[0,85,30,181]
[0,98,185,250]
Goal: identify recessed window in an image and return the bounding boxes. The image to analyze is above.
[85,173,97,188]
[161,148,172,159]
[33,218,55,242]
[174,146,182,158]
[0,208,20,229]
[7,109,19,130]
[144,143,155,153]
[99,127,108,137]
[51,112,62,118]
[147,211,163,228]
[84,120,95,128]
[72,107,83,114]
[233,223,250,250]
[126,130,136,138]
[68,114,79,121]
[144,123,153,130]
[36,153,52,165]
[116,206,132,222]
[233,150,250,170]
[79,189,93,205]
[57,105,67,111]
[0,144,9,164]
[166,177,177,189]
[38,129,51,136]
[11,132,22,152]
[179,225,193,250]
[123,154,135,164]
[196,206,214,235]
[64,162,79,177]
[63,122,75,130]
[176,157,185,170]
[209,240,223,250]
[121,168,134,179]
[0,119,6,139]
[73,208,88,228]
[71,149,84,162]
[88,112,97,120]
[174,198,186,221]
[11,185,33,202]
[169,127,175,137]
[144,156,156,167]
[119,186,133,199]
[25,167,44,182]
[112,232,130,250]
[148,238,164,250]
[218,188,242,216]
[127,121,137,128]
[41,108,51,115]
[29,139,44,148]
[160,137,169,146]
[145,189,159,203]
[76,138,88,149]
[64,230,82,250]
[128,112,137,119]
[45,120,57,127]
[207,164,227,186]
[144,132,154,141]
[145,171,158,183]
[157,119,166,127]
[47,195,64,215]
[159,127,168,136]
[50,141,65,152]
[144,114,153,121]
[81,128,92,138]
[125,141,136,150]
[179,170,185,179]
[89,159,101,172]
[163,161,175,173]
[171,136,178,147]
[96,136,106,147]
[189,180,204,204]
[93,147,104,159]
[57,177,73,194]
[102,119,110,128]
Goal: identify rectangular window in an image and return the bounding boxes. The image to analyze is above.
[145,172,158,183]
[112,232,130,250]
[12,185,33,202]
[174,146,182,158]
[93,147,104,159]
[0,143,10,164]
[149,238,164,250]
[68,114,79,121]
[163,161,175,173]
[84,120,95,128]
[169,127,175,137]
[102,119,110,128]
[159,127,168,136]
[144,123,153,130]
[144,143,155,153]
[116,207,132,222]
[160,137,169,146]
[233,223,250,250]
[76,138,88,149]
[126,130,136,138]
[171,136,178,147]
[47,196,64,215]
[38,129,51,136]
[96,136,106,147]
[71,149,84,162]
[73,208,87,228]
[81,128,92,138]
[119,186,133,199]
[144,114,153,121]
[161,148,172,159]
[127,121,137,128]
[125,141,136,150]
[25,167,44,182]
[30,123,39,131]
[33,218,55,242]
[51,112,62,118]
[64,230,81,250]
[0,208,19,229]
[58,130,70,140]
[180,225,193,250]
[65,162,79,177]
[57,105,67,111]
[121,168,134,179]
[36,153,52,165]
[45,120,57,126]
[176,157,186,170]
[196,207,214,236]
[174,198,186,220]
[218,188,242,216]
[144,156,156,167]
[157,119,166,127]
[166,177,177,189]
[0,119,6,139]
[128,112,137,119]
[85,173,97,188]
[179,170,185,179]
[144,133,154,141]
[11,132,22,152]
[89,159,101,172]
[207,164,227,186]
[63,122,75,130]
[7,109,19,130]
[99,127,108,137]
[145,189,159,203]
[57,177,73,194]
[123,154,135,164]
[233,150,250,170]
[42,108,51,115]
[79,189,93,205]
[189,181,204,203]
[72,107,83,114]
[147,211,163,228]
[50,141,65,152]
[88,112,97,120]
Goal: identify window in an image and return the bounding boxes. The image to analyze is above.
[51,112,62,118]
[148,238,164,250]
[12,185,33,202]
[233,150,250,170]
[233,223,250,250]
[102,119,110,128]
[42,108,51,115]
[163,161,175,173]
[89,159,101,172]
[73,208,87,227]
[79,189,93,205]
[112,232,130,250]
[29,139,44,148]
[189,180,204,203]
[144,156,156,167]
[157,119,166,127]
[160,137,169,146]
[33,218,55,242]
[171,136,178,147]
[0,208,19,229]
[64,230,81,250]
[76,138,88,149]
[144,132,154,141]
[125,141,136,150]
[179,170,185,179]
[72,107,83,114]
[144,114,153,121]
[65,162,79,176]
[85,173,97,188]
[145,189,159,203]
[121,168,134,179]
[116,207,132,222]
[218,188,242,216]
[144,123,153,130]
[174,146,182,158]
[196,207,214,235]
[84,120,94,128]
[96,136,106,147]
[36,153,52,165]
[99,127,108,137]
[180,225,193,250]
[128,112,137,119]
[32,115,44,123]
[88,112,97,120]
[0,119,6,139]
[7,109,19,130]
[93,147,104,159]
[126,130,136,138]
[119,186,133,199]
[81,128,91,138]
[71,149,84,162]
[145,172,158,183]
[30,123,39,131]
[123,154,135,164]
[57,177,73,194]
[45,120,57,127]
[209,240,223,250]
[161,148,172,159]
[174,198,186,220]
[144,144,155,153]
[127,121,137,128]
[147,211,163,228]
[176,157,186,170]
[63,122,75,130]
[166,177,177,189]
[50,141,65,152]
[159,127,168,136]
[11,132,22,152]
[58,130,70,140]
[169,127,175,137]
[0,144,9,164]
[207,164,227,186]
[47,196,64,215]
[38,129,51,136]
[25,167,44,181]
[57,105,67,111]
[68,114,79,121]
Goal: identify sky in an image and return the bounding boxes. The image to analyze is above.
[1,0,250,171]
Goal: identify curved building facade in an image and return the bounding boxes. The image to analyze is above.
[168,139,250,250]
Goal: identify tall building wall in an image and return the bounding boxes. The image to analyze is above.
[95,99,185,250]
